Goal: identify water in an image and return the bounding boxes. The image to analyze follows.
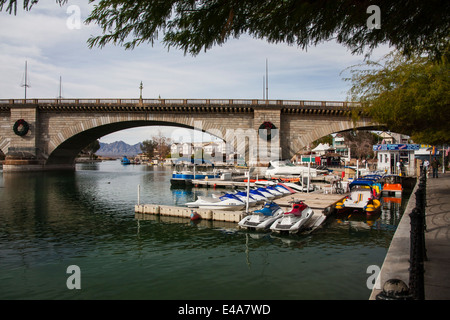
[0,161,409,300]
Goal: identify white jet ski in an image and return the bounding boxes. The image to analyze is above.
[214,191,258,207]
[255,187,276,199]
[264,185,284,198]
[270,200,314,234]
[238,202,284,230]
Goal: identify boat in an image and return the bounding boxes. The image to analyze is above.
[170,170,220,186]
[265,160,327,178]
[265,185,284,198]
[248,189,270,203]
[283,181,315,193]
[273,184,295,195]
[121,156,131,165]
[214,191,258,207]
[335,180,381,214]
[238,202,284,230]
[170,158,220,186]
[270,200,314,234]
[255,186,276,199]
[185,193,245,211]
[382,174,403,196]
[275,183,297,194]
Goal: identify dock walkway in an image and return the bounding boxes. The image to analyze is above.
[370,172,450,300]
[135,189,346,229]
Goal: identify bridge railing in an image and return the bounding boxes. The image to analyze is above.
[0,98,361,108]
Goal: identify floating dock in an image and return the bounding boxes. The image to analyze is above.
[135,190,346,231]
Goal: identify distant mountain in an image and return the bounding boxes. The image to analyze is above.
[97,141,142,157]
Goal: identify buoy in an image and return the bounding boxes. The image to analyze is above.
[190,211,201,221]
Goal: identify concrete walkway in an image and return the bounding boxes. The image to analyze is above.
[370,172,450,300]
[423,172,450,299]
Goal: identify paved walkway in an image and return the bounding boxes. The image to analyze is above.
[423,172,450,299]
[370,172,450,300]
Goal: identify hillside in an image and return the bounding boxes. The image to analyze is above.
[97,141,142,157]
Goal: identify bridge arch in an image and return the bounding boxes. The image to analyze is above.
[46,118,229,166]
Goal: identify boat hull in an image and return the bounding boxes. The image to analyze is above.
[238,213,283,230]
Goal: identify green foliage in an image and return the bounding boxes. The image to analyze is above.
[346,50,450,145]
[140,139,158,159]
[311,134,333,148]
[1,0,449,59]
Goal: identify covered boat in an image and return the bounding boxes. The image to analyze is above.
[265,160,327,178]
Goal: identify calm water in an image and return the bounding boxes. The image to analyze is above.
[0,161,410,300]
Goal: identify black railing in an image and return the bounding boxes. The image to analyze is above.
[376,170,427,300]
[409,171,427,299]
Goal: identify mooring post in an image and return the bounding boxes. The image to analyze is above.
[137,184,140,206]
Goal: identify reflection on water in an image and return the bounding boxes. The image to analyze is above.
[0,161,411,299]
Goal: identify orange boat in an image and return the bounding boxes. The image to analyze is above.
[278,177,300,183]
[383,197,402,204]
[382,175,403,196]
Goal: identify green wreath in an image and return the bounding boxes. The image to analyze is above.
[13,119,30,136]
[258,121,277,141]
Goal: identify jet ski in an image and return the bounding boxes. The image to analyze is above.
[214,191,258,207]
[264,185,284,198]
[248,189,270,203]
[238,202,284,230]
[185,193,245,211]
[256,187,276,199]
[270,200,314,234]
[273,184,294,195]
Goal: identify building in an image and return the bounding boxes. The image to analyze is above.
[373,144,420,176]
[332,134,350,160]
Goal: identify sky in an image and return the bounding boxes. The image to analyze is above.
[0,2,392,145]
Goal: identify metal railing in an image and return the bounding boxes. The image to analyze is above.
[0,98,361,108]
[409,170,427,300]
[376,170,427,300]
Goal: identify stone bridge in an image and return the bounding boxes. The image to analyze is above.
[0,98,379,171]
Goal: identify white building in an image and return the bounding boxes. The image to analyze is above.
[373,144,420,176]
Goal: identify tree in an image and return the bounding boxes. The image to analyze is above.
[140,139,158,159]
[152,131,172,159]
[311,135,333,148]
[1,0,449,59]
[341,130,378,160]
[346,50,450,145]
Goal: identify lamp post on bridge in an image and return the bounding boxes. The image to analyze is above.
[139,81,143,105]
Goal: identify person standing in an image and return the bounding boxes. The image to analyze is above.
[431,157,440,178]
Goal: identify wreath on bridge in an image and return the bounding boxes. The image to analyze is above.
[13,119,30,136]
[258,121,277,141]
